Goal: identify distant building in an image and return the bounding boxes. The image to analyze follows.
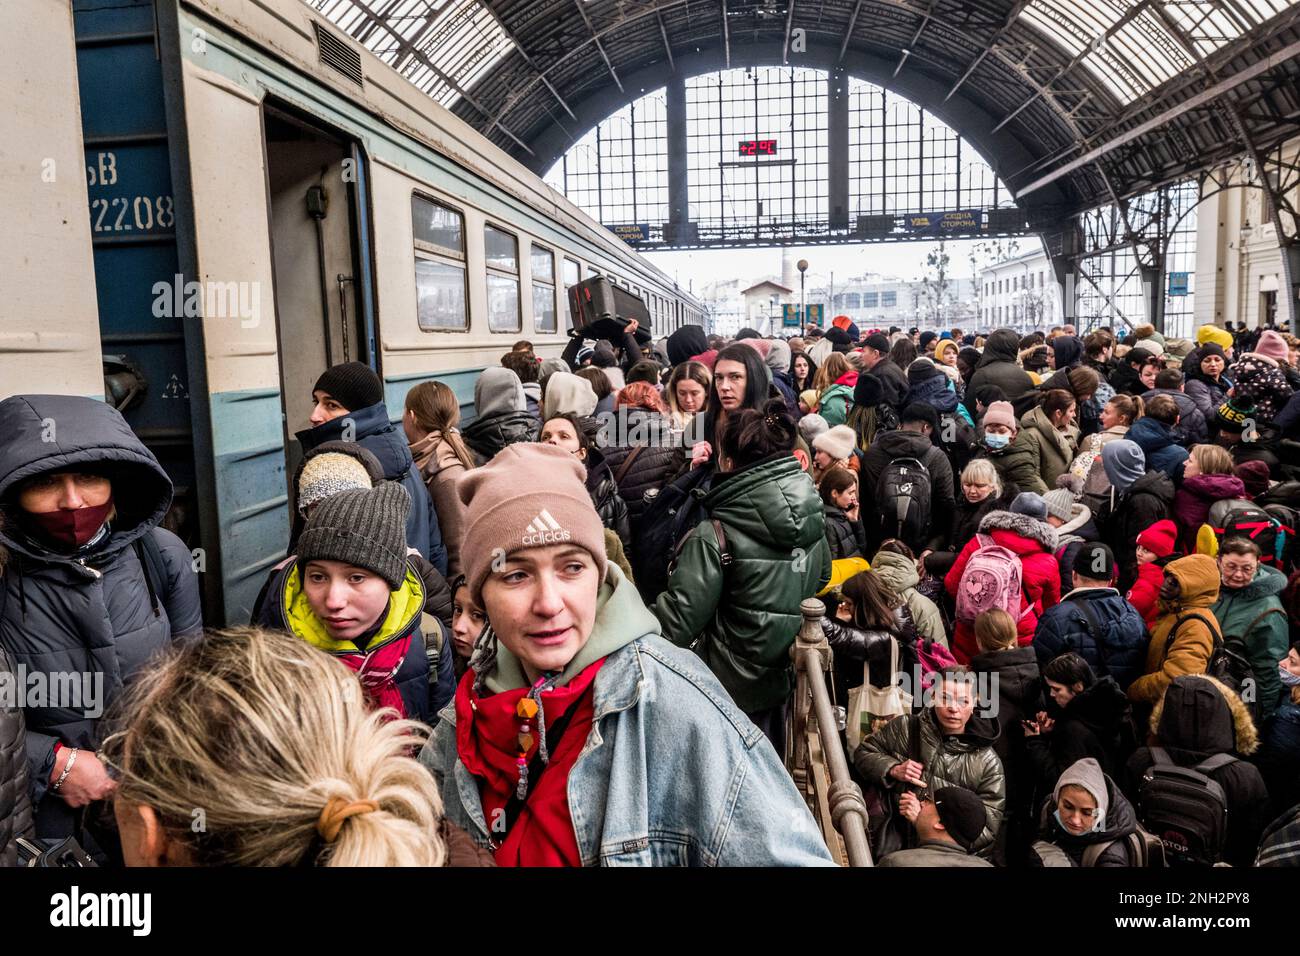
[740,280,794,335]
[977,249,1061,330]
[823,274,976,331]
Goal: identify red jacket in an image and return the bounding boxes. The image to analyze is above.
[944,511,1062,663]
[1126,561,1163,629]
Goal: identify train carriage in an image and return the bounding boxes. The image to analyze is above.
[3,0,703,624]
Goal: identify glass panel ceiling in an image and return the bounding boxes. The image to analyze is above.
[307,0,515,108]
[1020,0,1296,105]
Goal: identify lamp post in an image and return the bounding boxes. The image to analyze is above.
[797,258,808,329]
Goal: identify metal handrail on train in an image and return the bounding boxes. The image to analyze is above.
[786,598,873,867]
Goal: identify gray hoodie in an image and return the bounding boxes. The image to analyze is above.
[475,367,525,418]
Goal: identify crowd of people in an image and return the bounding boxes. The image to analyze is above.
[3,314,1300,868]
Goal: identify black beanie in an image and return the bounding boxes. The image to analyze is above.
[854,373,885,407]
[297,483,411,590]
[667,325,708,365]
[932,787,986,851]
[901,402,940,432]
[313,362,383,413]
[919,330,937,351]
[907,359,943,385]
[825,327,853,351]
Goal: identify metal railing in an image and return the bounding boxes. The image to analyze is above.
[786,598,872,867]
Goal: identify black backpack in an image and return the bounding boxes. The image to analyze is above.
[1137,747,1237,866]
[1218,507,1289,568]
[1162,612,1257,715]
[875,456,932,552]
[629,465,712,603]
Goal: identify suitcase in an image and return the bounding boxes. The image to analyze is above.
[568,276,653,345]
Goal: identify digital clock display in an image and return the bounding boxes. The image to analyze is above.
[738,139,778,156]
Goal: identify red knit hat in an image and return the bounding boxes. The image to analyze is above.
[1137,519,1177,558]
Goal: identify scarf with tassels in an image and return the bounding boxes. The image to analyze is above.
[455,658,605,867]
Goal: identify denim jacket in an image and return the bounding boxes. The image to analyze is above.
[419,570,834,866]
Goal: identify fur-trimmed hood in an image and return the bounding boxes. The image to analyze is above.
[1056,502,1093,538]
[976,509,1059,552]
[1150,674,1259,757]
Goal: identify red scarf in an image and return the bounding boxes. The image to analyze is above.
[455,660,604,867]
[336,635,412,719]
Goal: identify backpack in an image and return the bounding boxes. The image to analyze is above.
[1216,506,1290,568]
[875,456,932,552]
[955,534,1026,624]
[1162,611,1257,711]
[1074,828,1168,867]
[1261,503,1300,570]
[629,465,712,602]
[1137,747,1238,865]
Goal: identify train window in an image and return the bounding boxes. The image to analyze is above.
[411,194,468,331]
[484,224,520,333]
[563,258,580,288]
[531,244,557,334]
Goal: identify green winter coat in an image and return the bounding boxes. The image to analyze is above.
[818,382,854,427]
[1210,564,1291,720]
[979,432,1045,495]
[655,454,832,713]
[854,707,1006,856]
[869,549,948,649]
[1018,405,1079,491]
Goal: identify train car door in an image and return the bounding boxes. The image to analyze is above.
[262,103,376,504]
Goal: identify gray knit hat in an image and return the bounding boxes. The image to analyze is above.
[297,483,411,590]
[1041,474,1083,524]
[798,413,830,446]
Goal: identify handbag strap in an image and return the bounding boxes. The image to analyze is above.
[1160,611,1222,665]
[613,443,645,485]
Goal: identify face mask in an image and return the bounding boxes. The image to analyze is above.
[1280,663,1300,688]
[984,433,1010,450]
[1054,807,1104,835]
[24,499,114,551]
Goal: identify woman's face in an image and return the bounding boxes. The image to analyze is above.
[303,560,392,642]
[540,418,585,461]
[1282,647,1300,679]
[481,545,599,682]
[1200,354,1225,378]
[984,422,1014,438]
[1052,402,1077,430]
[1045,678,1077,709]
[831,484,858,512]
[793,355,810,382]
[451,584,486,662]
[1056,785,1100,836]
[18,472,112,515]
[937,347,957,367]
[813,449,837,473]
[962,476,994,503]
[1183,453,1201,478]
[675,378,707,415]
[1139,363,1159,389]
[714,359,747,411]
[1100,401,1122,430]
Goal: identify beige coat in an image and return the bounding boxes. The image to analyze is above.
[1018,405,1079,490]
[411,434,469,577]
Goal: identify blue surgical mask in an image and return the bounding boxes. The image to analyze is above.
[1280,663,1300,687]
[984,432,1011,450]
[1054,807,1105,835]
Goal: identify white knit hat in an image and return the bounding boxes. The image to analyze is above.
[813,424,856,461]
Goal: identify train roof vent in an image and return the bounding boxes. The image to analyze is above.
[313,21,363,87]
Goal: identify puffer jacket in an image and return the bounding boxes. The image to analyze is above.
[1126,416,1189,479]
[818,371,858,427]
[1018,406,1079,490]
[1094,469,1175,593]
[1141,387,1208,445]
[655,454,831,713]
[585,447,631,552]
[462,368,541,465]
[859,429,956,554]
[1173,473,1245,550]
[944,510,1062,662]
[1128,554,1221,706]
[1033,587,1149,691]
[0,641,34,866]
[0,395,203,842]
[1033,772,1142,867]
[1211,564,1290,720]
[976,431,1046,495]
[255,558,453,724]
[1126,674,1269,867]
[820,608,917,706]
[823,504,866,560]
[297,401,448,574]
[598,408,685,528]
[1230,352,1294,423]
[870,549,947,647]
[1026,676,1134,797]
[1258,697,1300,814]
[964,328,1039,418]
[1183,368,1230,424]
[423,564,834,866]
[410,433,469,578]
[855,707,1006,856]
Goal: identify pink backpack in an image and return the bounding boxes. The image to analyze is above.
[955,534,1025,623]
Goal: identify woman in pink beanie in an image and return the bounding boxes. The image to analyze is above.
[417,441,833,867]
